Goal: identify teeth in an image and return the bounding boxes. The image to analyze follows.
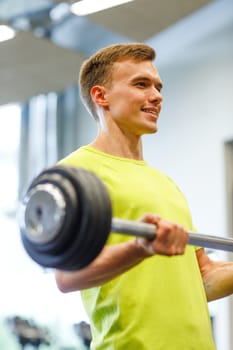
[143,109,156,114]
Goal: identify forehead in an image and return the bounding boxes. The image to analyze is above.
[111,59,161,82]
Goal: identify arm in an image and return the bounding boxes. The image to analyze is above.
[55,239,150,292]
[196,248,233,301]
[55,214,188,292]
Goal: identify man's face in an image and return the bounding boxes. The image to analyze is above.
[104,59,163,136]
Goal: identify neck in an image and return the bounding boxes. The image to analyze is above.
[90,121,144,160]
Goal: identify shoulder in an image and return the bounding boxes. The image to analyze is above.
[59,146,93,166]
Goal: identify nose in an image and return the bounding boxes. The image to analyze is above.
[148,88,163,104]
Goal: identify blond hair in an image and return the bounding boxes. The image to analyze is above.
[79,43,156,119]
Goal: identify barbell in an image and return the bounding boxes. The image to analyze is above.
[19,165,233,270]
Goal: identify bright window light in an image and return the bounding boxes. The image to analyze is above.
[0,104,21,151]
[71,0,134,16]
[0,25,16,43]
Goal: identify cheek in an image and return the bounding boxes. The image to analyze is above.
[109,102,128,119]
[108,93,130,114]
[108,89,144,117]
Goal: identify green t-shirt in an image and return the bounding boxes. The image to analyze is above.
[60,146,216,350]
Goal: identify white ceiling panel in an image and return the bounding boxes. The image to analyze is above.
[0,31,84,105]
[86,0,213,41]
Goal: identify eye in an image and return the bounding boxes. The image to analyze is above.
[156,84,163,93]
[135,81,147,88]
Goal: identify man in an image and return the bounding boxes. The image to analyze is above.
[55,43,233,349]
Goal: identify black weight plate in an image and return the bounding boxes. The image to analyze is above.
[61,168,110,269]
[54,168,95,269]
[47,166,93,269]
[20,165,112,270]
[22,166,101,270]
[73,168,112,268]
[21,171,79,254]
[45,166,111,270]
[20,169,80,268]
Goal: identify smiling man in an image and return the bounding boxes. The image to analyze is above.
[54,43,233,350]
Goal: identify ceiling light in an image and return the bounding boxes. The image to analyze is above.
[50,3,70,22]
[71,0,134,16]
[0,25,16,43]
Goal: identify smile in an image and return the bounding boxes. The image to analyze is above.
[141,108,159,116]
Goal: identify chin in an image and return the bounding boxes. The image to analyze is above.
[136,121,158,135]
[146,124,158,134]
[146,119,158,132]
[140,128,158,136]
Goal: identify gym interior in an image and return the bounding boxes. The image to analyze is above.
[0,0,232,349]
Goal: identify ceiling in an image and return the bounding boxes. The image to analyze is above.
[87,0,213,41]
[0,0,228,105]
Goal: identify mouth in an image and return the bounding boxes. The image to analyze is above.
[141,107,159,119]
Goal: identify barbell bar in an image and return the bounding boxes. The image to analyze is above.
[19,165,233,271]
[111,218,233,252]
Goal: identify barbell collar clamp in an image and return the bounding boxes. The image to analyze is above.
[20,183,66,243]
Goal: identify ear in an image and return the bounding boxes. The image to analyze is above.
[90,85,109,108]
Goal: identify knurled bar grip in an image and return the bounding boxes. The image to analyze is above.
[111,218,233,252]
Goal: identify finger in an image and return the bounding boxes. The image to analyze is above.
[140,213,161,223]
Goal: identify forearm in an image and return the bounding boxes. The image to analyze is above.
[55,215,188,293]
[55,239,151,292]
[203,261,233,302]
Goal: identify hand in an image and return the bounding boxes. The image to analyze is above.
[136,214,188,257]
